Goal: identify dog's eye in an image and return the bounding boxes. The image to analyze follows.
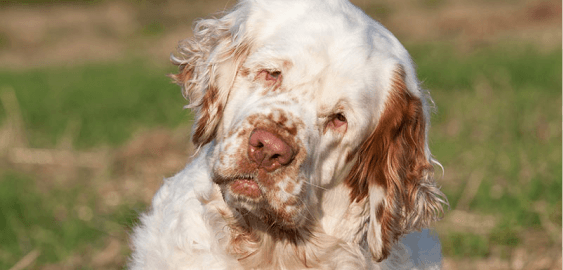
[258,70,281,82]
[257,70,282,88]
[326,113,347,133]
[266,70,281,81]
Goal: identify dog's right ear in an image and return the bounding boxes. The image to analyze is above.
[345,65,446,262]
[170,4,253,147]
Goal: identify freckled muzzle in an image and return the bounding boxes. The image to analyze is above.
[212,111,309,227]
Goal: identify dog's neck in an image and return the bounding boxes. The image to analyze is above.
[319,182,371,244]
[203,183,369,269]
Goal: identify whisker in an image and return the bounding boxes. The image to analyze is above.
[302,180,328,191]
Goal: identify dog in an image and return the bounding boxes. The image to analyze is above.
[129,0,447,269]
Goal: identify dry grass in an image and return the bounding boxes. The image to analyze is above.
[0,83,192,269]
[0,0,560,269]
[0,0,560,69]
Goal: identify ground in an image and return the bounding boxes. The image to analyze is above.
[0,0,560,269]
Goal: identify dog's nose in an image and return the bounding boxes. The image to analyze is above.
[248,129,294,172]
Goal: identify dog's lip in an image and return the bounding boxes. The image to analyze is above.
[229,178,262,199]
[213,172,254,184]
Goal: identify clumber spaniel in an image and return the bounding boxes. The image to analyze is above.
[130,0,447,269]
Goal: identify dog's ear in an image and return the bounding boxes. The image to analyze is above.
[170,5,253,147]
[345,65,446,262]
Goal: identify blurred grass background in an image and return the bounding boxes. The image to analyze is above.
[0,0,560,269]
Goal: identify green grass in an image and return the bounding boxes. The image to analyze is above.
[410,44,562,257]
[0,172,98,268]
[0,171,144,269]
[441,232,490,258]
[0,43,560,267]
[0,60,190,149]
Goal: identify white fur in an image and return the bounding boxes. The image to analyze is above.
[130,0,444,269]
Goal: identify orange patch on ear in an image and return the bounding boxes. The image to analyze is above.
[192,85,222,146]
[168,63,197,100]
[345,66,426,202]
[169,63,193,84]
[344,65,433,261]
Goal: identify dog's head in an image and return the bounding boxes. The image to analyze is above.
[171,0,446,261]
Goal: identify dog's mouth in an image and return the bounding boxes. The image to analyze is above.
[229,178,262,199]
[214,172,308,229]
[213,174,265,201]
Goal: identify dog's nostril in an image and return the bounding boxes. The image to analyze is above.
[248,129,294,171]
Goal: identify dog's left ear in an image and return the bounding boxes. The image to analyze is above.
[170,4,253,147]
[345,65,447,262]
